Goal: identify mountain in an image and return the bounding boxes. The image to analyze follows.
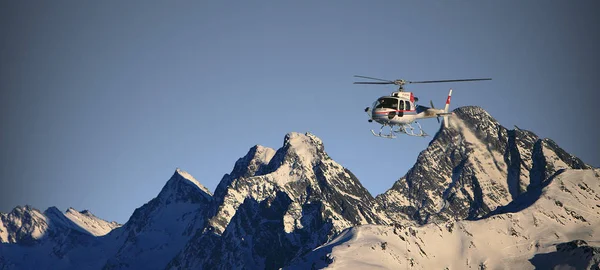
[0,205,120,244]
[0,205,121,269]
[376,106,591,224]
[101,168,214,269]
[168,132,392,269]
[1,132,391,269]
[1,106,598,269]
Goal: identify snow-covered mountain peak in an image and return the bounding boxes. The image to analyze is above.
[98,169,215,270]
[231,145,276,178]
[42,206,97,235]
[285,131,323,146]
[253,144,277,160]
[437,105,503,145]
[203,131,389,240]
[453,105,495,121]
[65,207,96,219]
[44,206,63,217]
[156,169,212,205]
[174,168,212,196]
[213,145,277,201]
[284,132,324,155]
[7,205,40,217]
[271,132,327,169]
[451,105,499,130]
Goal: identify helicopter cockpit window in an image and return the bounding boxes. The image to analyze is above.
[375,98,398,110]
[404,100,411,111]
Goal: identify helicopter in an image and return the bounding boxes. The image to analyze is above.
[354,75,491,138]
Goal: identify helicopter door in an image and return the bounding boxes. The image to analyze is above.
[398,100,404,117]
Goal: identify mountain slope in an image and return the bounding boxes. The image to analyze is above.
[290,168,600,269]
[101,168,214,269]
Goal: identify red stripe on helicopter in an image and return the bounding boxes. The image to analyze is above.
[446,96,451,105]
[374,110,416,115]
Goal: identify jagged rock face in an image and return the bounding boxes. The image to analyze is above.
[376,106,590,224]
[169,132,390,269]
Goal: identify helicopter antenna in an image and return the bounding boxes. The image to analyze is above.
[354,75,491,91]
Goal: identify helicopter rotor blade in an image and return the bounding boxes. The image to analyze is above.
[354,75,394,83]
[353,82,395,84]
[408,78,492,84]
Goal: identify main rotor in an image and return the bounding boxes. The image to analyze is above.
[354,75,492,92]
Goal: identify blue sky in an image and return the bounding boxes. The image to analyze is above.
[1,1,598,223]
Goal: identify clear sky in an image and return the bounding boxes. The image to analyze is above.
[1,1,598,223]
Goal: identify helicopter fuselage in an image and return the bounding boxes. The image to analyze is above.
[370,105,443,125]
[368,91,445,126]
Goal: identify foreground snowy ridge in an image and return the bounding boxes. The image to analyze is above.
[290,169,600,269]
[1,106,599,269]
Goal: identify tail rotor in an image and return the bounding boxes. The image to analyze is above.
[443,89,453,128]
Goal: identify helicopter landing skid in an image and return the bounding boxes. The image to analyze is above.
[397,122,428,137]
[371,125,396,139]
[371,122,428,138]
[371,129,396,139]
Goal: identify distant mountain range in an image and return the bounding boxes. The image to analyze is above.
[1,106,598,269]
